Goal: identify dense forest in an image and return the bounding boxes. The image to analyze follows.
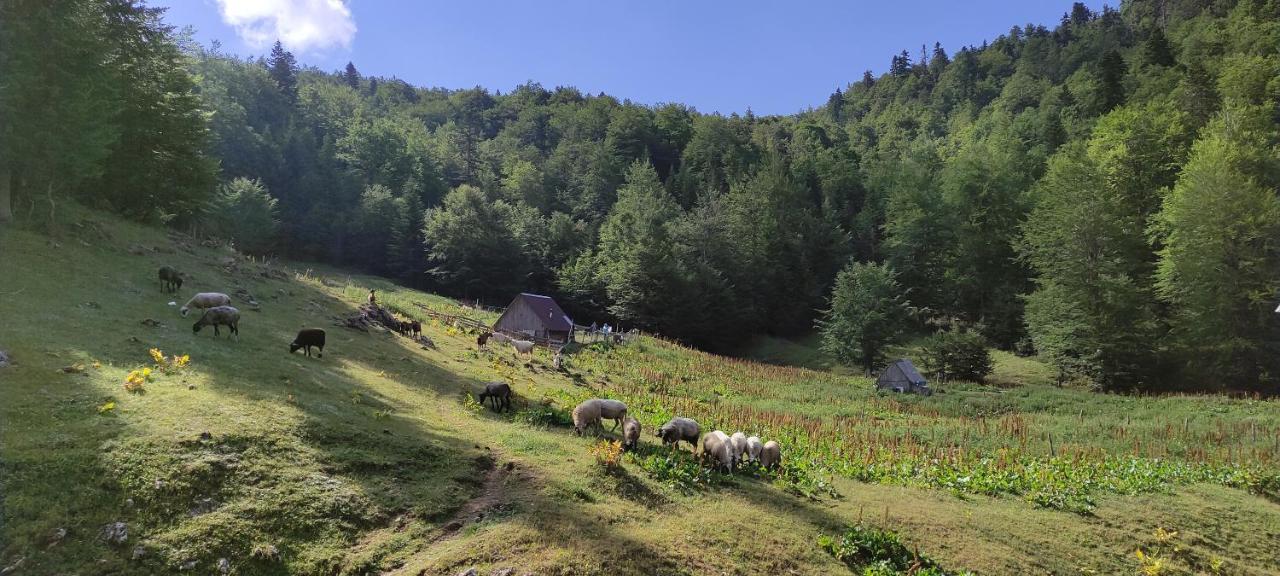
[2,0,1279,393]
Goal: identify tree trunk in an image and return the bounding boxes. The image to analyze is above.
[0,163,11,224]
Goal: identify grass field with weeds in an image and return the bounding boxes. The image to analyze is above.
[2,209,1279,575]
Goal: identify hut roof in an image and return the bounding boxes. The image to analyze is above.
[511,293,574,332]
[877,359,927,386]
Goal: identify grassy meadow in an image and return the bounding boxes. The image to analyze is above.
[2,210,1279,575]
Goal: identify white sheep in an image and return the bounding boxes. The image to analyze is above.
[729,432,748,464]
[701,430,736,472]
[572,399,603,436]
[490,332,512,345]
[180,292,231,317]
[596,399,628,431]
[656,417,700,450]
[760,440,781,470]
[746,436,764,464]
[511,339,535,355]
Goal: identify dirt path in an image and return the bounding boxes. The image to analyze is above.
[431,456,519,543]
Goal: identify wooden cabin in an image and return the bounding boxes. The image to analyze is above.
[493,293,575,343]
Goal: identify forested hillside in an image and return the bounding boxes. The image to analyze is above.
[3,0,1279,392]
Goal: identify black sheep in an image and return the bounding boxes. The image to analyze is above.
[158,266,184,293]
[289,328,326,357]
[477,332,491,346]
[409,320,421,338]
[477,381,511,412]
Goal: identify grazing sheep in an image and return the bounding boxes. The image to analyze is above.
[157,266,184,293]
[701,430,736,472]
[490,332,511,345]
[746,436,764,464]
[656,417,701,450]
[597,399,628,431]
[180,292,231,317]
[192,306,240,339]
[289,328,326,357]
[477,332,491,346]
[729,432,748,464]
[622,417,641,451]
[511,339,535,356]
[572,399,603,436]
[409,320,421,338]
[477,381,512,412]
[760,440,781,470]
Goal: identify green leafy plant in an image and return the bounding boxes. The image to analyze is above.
[818,524,970,575]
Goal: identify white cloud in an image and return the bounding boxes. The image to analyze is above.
[215,0,356,53]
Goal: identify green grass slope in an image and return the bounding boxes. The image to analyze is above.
[2,211,1279,576]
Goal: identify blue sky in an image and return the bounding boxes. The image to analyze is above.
[156,0,1107,115]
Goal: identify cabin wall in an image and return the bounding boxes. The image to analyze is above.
[495,299,550,339]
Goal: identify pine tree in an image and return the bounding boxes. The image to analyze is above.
[267,40,298,102]
[1142,28,1175,67]
[890,50,912,77]
[827,88,844,123]
[1098,50,1126,112]
[343,61,360,89]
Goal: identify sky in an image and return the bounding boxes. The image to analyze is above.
[155,0,1108,116]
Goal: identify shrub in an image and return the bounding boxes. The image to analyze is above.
[590,440,624,469]
[818,524,972,575]
[920,325,993,382]
[632,449,725,493]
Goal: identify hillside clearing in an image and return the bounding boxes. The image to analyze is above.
[1,212,1278,575]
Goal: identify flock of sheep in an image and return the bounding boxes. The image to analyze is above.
[477,330,537,356]
[159,266,326,356]
[161,265,783,478]
[568,398,783,472]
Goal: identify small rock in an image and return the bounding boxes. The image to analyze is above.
[100,521,128,545]
[179,560,197,570]
[189,497,217,516]
[131,545,147,560]
[492,569,515,576]
[167,301,177,306]
[199,431,212,441]
[250,544,279,560]
[217,557,230,574]
[124,498,134,508]
[154,479,166,490]
[127,336,142,343]
[457,569,478,576]
[0,556,25,575]
[0,350,8,368]
[127,244,148,255]
[80,301,101,309]
[50,527,67,544]
[140,318,165,328]
[187,384,196,390]
[59,364,85,374]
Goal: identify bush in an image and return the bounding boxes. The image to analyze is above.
[818,524,973,575]
[920,325,993,383]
